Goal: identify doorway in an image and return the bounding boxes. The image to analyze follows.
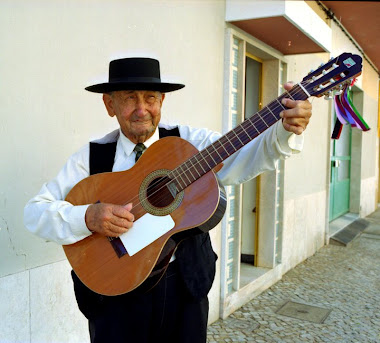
[329,111,352,220]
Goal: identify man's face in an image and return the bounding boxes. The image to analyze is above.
[103,90,165,143]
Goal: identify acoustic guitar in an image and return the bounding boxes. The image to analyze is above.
[64,53,362,296]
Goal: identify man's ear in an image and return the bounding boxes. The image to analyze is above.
[103,93,115,117]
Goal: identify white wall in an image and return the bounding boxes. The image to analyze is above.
[279,52,330,270]
[0,0,225,341]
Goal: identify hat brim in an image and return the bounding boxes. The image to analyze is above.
[85,81,185,93]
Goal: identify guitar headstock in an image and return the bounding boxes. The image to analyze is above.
[302,53,362,98]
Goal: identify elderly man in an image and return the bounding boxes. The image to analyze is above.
[24,57,311,343]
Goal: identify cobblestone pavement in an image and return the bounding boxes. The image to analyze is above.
[207,209,380,343]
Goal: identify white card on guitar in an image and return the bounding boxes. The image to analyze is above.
[119,213,175,256]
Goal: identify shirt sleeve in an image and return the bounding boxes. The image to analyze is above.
[178,120,303,186]
[24,145,93,245]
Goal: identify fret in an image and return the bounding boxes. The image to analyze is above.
[235,125,252,146]
[257,111,269,128]
[200,153,213,170]
[170,169,184,192]
[174,168,188,192]
[247,119,260,135]
[194,154,207,174]
[266,106,279,121]
[179,164,192,185]
[213,144,224,161]
[188,157,202,178]
[184,160,197,181]
[224,133,238,153]
[276,98,287,111]
[232,129,244,146]
[205,147,218,166]
[227,132,242,152]
[285,89,295,100]
[168,168,183,188]
[240,123,253,141]
[177,169,187,189]
[218,136,234,157]
[217,138,231,157]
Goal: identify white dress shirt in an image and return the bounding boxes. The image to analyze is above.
[24,121,303,245]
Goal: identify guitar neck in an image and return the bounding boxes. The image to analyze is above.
[170,83,309,192]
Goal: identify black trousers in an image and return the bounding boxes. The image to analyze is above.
[88,261,209,343]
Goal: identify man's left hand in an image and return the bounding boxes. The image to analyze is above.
[280,82,312,135]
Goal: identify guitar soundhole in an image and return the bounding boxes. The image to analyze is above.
[147,177,174,208]
[139,169,184,216]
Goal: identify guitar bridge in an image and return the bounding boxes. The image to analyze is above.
[108,237,128,258]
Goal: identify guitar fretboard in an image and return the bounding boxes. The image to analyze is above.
[169,84,309,192]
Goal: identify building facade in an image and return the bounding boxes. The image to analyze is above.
[1,1,378,341]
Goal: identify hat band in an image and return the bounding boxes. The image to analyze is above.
[109,76,162,83]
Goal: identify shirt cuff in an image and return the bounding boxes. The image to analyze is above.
[275,121,304,156]
[67,204,92,239]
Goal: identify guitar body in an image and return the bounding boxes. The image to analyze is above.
[63,136,226,296]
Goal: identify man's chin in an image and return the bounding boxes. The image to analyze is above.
[130,126,156,142]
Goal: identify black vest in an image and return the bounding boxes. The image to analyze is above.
[72,127,217,319]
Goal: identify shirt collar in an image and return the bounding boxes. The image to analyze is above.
[118,128,160,157]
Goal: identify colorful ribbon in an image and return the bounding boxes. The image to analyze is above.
[331,83,370,139]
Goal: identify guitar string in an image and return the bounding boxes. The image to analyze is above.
[124,83,315,213]
[122,82,312,211]
[117,81,313,212]
[119,70,349,213]
[157,66,352,197]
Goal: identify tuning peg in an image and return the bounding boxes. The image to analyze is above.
[324,91,334,100]
[308,69,315,75]
[318,84,325,91]
[332,63,338,68]
[322,69,327,75]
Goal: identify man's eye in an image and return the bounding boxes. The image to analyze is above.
[126,95,136,101]
[146,95,157,102]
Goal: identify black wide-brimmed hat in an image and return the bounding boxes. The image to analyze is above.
[85,57,185,93]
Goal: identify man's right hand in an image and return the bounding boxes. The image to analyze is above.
[85,202,134,237]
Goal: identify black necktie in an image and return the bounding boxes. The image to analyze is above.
[134,143,146,162]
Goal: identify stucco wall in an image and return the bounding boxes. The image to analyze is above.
[278,53,330,270]
[283,53,331,200]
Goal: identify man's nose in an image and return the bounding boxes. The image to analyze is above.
[134,97,148,115]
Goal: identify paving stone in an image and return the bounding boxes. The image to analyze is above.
[207,208,380,342]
